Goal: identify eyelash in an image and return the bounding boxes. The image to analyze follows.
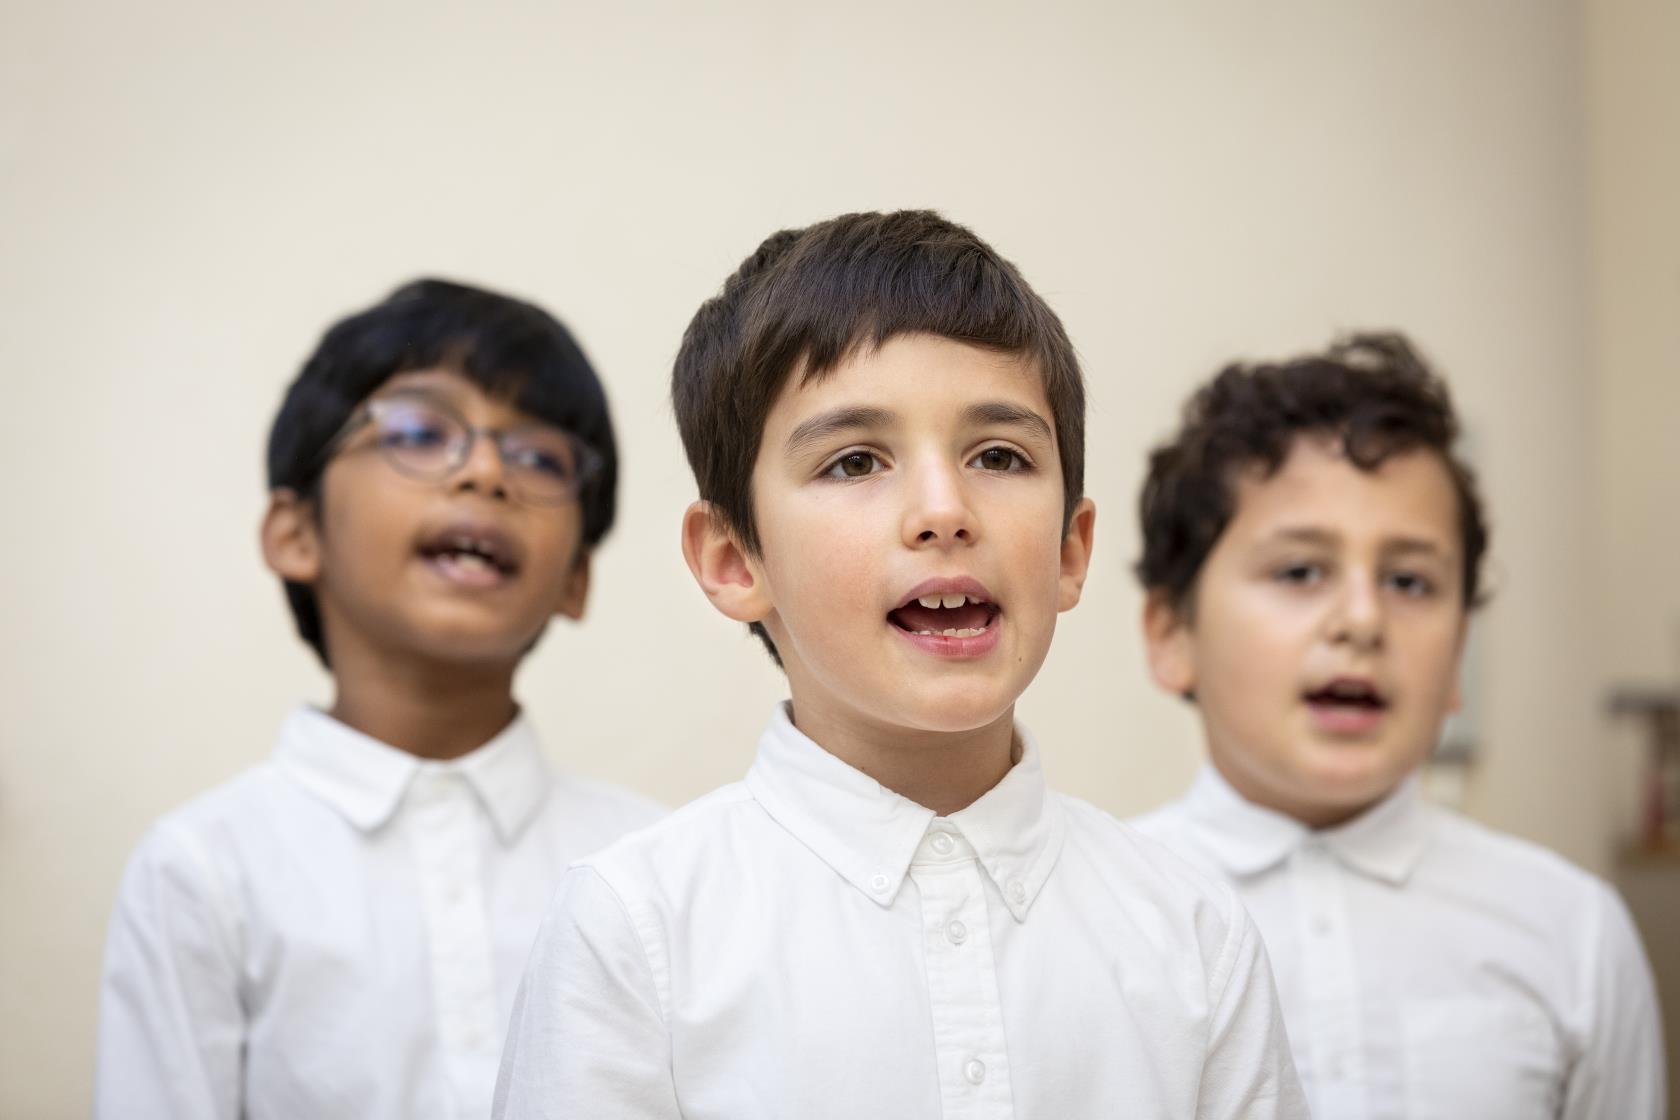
[817,443,1036,481]
[1271,563,1438,598]
[821,450,886,480]
[1385,571,1436,597]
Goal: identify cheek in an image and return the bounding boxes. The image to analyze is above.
[760,493,882,612]
[1397,615,1466,701]
[1191,590,1313,713]
[1203,586,1310,666]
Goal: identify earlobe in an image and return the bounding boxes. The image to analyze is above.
[554,550,592,621]
[1141,591,1196,697]
[680,501,772,623]
[1056,498,1098,612]
[261,489,321,584]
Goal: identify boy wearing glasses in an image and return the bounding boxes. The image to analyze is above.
[95,279,663,1120]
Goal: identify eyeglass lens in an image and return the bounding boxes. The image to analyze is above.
[368,396,593,503]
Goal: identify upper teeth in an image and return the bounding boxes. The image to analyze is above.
[917,593,979,609]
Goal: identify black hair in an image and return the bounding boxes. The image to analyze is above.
[266,278,617,666]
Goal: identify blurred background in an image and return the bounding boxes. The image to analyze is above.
[2,0,1675,1114]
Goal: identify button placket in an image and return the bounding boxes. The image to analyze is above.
[911,837,1015,1117]
[407,772,502,1106]
[1291,843,1368,1118]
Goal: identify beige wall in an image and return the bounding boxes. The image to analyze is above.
[0,2,1638,1115]
[1589,0,1680,687]
[1587,0,1680,1105]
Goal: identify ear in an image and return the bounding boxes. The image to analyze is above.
[553,549,592,621]
[261,489,322,584]
[681,501,772,623]
[1141,589,1196,698]
[1056,498,1098,612]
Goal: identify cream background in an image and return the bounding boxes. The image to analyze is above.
[1,1,1672,1114]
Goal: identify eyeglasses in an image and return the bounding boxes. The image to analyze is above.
[317,390,603,506]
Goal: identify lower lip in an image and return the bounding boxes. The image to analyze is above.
[424,554,512,590]
[1306,701,1387,736]
[891,620,1002,658]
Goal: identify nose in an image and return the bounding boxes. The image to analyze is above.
[452,429,511,501]
[901,459,978,550]
[1327,574,1385,652]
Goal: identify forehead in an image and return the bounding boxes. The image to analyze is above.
[1225,435,1461,548]
[764,333,1050,433]
[377,366,539,420]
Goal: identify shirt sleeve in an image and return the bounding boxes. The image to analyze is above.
[493,866,681,1120]
[1559,880,1666,1120]
[94,825,245,1120]
[1197,887,1312,1120]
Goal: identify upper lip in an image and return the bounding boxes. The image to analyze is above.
[417,516,523,574]
[1304,675,1388,705]
[892,576,997,611]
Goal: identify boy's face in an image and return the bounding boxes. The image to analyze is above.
[267,368,592,668]
[706,332,1094,740]
[1145,436,1468,827]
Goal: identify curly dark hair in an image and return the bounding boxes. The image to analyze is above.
[1136,331,1488,612]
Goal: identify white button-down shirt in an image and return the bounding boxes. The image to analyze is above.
[494,706,1308,1119]
[1132,765,1667,1119]
[96,707,664,1120]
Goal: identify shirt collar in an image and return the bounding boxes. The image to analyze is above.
[1180,763,1432,885]
[274,706,551,843]
[744,704,1063,920]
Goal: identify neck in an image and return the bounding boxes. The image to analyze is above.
[788,697,1018,816]
[326,639,519,762]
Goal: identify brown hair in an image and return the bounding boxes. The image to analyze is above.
[1136,331,1489,613]
[672,209,1087,659]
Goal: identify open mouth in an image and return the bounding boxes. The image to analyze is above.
[887,590,999,638]
[418,526,520,583]
[1303,677,1389,720]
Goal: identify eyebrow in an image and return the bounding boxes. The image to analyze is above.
[1267,526,1450,558]
[784,406,896,458]
[963,401,1054,445]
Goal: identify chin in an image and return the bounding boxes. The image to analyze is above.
[896,690,1017,736]
[406,625,536,667]
[1295,759,1406,810]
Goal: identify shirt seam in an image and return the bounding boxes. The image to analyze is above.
[1204,880,1245,1024]
[577,865,674,1032]
[154,817,246,994]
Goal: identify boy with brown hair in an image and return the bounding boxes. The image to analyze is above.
[1131,332,1665,1118]
[494,212,1307,1118]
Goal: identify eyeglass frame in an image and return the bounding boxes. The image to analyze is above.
[306,388,605,507]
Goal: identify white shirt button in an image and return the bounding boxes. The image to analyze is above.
[946,919,968,945]
[869,873,890,894]
[1008,880,1026,904]
[1311,914,1331,935]
[964,1057,987,1085]
[930,832,955,855]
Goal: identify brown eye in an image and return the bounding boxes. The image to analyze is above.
[825,452,880,479]
[972,447,1024,472]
